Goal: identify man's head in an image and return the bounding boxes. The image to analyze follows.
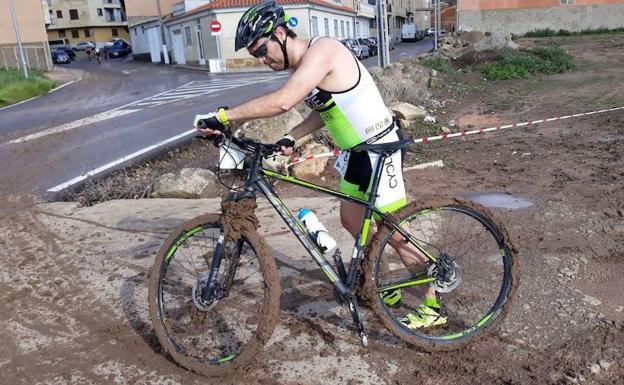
[235,1,296,71]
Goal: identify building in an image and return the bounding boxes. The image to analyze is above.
[125,0,179,25]
[129,0,358,69]
[46,0,129,47]
[353,0,375,38]
[457,0,624,35]
[0,0,52,70]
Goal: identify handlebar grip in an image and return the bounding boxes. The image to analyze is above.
[197,120,208,129]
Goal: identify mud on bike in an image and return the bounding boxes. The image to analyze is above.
[148,129,518,376]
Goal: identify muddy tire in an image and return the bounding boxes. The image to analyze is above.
[362,197,518,351]
[148,214,280,376]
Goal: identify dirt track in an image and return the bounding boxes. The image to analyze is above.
[1,34,623,384]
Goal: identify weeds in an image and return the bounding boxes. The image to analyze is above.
[481,45,574,80]
[524,27,624,37]
[421,56,455,74]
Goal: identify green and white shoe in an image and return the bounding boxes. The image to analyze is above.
[400,298,447,329]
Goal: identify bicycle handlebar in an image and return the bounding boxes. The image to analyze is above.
[196,120,281,157]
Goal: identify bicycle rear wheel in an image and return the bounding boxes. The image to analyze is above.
[148,214,280,376]
[362,198,518,351]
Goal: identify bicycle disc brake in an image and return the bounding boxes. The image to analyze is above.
[427,252,461,293]
[192,276,221,312]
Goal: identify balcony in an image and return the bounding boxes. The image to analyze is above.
[355,1,376,18]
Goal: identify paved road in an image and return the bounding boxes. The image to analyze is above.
[0,39,432,202]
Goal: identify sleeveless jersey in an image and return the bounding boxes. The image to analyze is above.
[303,37,393,150]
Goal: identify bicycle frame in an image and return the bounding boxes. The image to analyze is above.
[233,146,438,300]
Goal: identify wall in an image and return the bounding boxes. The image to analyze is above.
[48,26,129,45]
[458,3,624,34]
[125,0,179,19]
[0,0,48,44]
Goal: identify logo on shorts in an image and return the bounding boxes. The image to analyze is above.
[385,156,397,188]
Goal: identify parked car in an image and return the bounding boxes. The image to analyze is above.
[51,49,71,64]
[58,46,76,60]
[426,28,447,36]
[105,38,129,48]
[366,36,394,52]
[341,38,370,60]
[357,37,377,56]
[73,41,96,51]
[107,40,132,58]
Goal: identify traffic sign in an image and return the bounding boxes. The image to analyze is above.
[210,20,222,34]
[288,16,298,28]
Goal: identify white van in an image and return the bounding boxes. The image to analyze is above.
[401,23,421,42]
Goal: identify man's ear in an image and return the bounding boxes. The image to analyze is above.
[274,25,287,40]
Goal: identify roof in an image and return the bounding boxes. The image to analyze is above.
[167,0,356,22]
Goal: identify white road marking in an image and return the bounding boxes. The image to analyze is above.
[8,109,140,144]
[47,128,196,192]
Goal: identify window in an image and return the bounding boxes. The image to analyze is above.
[311,16,318,37]
[334,19,338,37]
[84,29,90,37]
[196,19,202,31]
[56,10,63,18]
[324,18,329,36]
[340,20,345,38]
[369,19,376,29]
[112,28,118,37]
[97,8,103,16]
[346,21,350,38]
[69,9,78,20]
[58,29,66,37]
[561,0,574,4]
[134,28,137,36]
[71,30,79,38]
[184,26,192,46]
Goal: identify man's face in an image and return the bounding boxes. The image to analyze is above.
[248,34,285,71]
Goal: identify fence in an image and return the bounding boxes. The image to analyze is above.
[0,42,53,72]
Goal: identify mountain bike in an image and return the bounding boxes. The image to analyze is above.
[148,129,518,376]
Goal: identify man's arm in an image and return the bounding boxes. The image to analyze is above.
[289,111,324,140]
[225,39,337,123]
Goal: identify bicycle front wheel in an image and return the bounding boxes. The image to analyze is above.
[148,214,280,376]
[362,198,518,351]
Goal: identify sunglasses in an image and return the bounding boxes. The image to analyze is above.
[250,39,270,58]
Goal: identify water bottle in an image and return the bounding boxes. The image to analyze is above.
[297,208,337,254]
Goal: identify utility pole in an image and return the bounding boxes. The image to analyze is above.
[8,0,28,78]
[433,0,438,51]
[156,0,170,64]
[376,0,390,67]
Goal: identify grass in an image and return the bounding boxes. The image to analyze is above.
[524,27,624,37]
[0,69,55,107]
[481,45,574,80]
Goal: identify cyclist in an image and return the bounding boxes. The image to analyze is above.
[194,0,445,329]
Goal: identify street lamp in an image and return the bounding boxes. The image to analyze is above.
[8,0,29,78]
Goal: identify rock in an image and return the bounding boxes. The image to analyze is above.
[441,126,452,133]
[369,58,431,106]
[389,102,427,121]
[240,108,306,144]
[291,143,331,180]
[263,154,290,173]
[582,295,602,307]
[599,360,612,370]
[424,115,436,123]
[151,168,222,199]
[473,31,518,52]
[589,363,601,375]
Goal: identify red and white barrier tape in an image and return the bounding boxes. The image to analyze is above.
[285,106,624,168]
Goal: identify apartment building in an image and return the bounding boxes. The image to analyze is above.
[46,0,129,46]
[0,0,52,70]
[125,0,179,25]
[129,0,358,69]
[457,0,624,34]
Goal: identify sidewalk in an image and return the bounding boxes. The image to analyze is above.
[173,63,274,74]
[46,65,85,86]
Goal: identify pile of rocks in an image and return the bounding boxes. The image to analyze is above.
[437,31,519,60]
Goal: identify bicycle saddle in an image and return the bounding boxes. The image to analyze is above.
[351,139,413,154]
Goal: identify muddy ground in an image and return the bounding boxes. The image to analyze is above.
[1,34,624,384]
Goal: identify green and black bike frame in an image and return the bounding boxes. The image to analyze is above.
[227,145,439,300]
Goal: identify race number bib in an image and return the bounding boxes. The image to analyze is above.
[333,151,350,177]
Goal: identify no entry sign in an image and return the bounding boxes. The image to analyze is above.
[210,20,222,35]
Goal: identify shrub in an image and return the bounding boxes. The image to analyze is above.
[421,56,455,74]
[481,45,574,80]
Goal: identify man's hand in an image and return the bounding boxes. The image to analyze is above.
[276,134,295,156]
[194,107,229,136]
